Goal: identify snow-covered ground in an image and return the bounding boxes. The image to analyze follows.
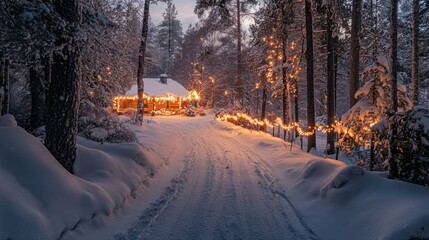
[1,113,429,240]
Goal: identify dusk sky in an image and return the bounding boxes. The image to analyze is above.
[150,0,199,28]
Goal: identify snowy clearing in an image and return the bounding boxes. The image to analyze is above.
[1,114,429,240]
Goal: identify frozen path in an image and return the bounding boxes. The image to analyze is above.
[114,116,316,240]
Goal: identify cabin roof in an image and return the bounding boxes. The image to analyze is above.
[125,78,188,97]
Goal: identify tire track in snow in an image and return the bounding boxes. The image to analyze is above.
[113,137,199,240]
[195,132,316,240]
[115,119,317,240]
[225,136,318,240]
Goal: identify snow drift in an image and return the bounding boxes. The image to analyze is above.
[0,115,165,240]
[214,119,429,240]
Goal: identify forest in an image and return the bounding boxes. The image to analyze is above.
[1,0,429,186]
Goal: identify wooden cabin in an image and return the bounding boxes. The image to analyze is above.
[113,75,198,115]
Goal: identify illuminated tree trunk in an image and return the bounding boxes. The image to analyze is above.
[388,0,399,179]
[349,0,362,108]
[295,85,299,138]
[45,0,82,173]
[287,81,293,139]
[136,0,150,125]
[261,85,267,121]
[305,0,316,152]
[326,8,336,155]
[411,0,420,106]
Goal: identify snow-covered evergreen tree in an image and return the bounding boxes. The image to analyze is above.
[391,106,429,186]
[337,57,410,165]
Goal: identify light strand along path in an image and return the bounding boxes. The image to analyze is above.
[114,116,317,240]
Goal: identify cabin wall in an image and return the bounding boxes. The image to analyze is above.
[114,97,189,114]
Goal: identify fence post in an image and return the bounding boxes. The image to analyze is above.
[335,147,340,160]
[370,132,375,171]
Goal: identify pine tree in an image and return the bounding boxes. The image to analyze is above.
[394,106,429,186]
[337,57,410,165]
[157,1,183,74]
[195,0,257,108]
[145,22,163,77]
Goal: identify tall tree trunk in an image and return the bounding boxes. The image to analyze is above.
[136,0,150,125]
[305,0,316,152]
[236,0,242,107]
[0,50,3,115]
[2,58,10,115]
[349,0,362,108]
[295,85,299,138]
[44,55,52,109]
[334,39,338,116]
[261,86,267,121]
[29,67,45,130]
[388,0,399,179]
[327,8,336,155]
[371,0,379,59]
[256,85,259,115]
[282,37,287,138]
[287,81,293,139]
[412,0,420,106]
[168,12,171,57]
[45,0,82,173]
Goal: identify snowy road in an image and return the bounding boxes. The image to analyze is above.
[113,117,317,240]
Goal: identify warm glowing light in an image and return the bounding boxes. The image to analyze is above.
[113,89,201,112]
[188,90,200,100]
[215,113,348,137]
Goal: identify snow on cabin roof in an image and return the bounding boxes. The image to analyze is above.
[125,78,189,97]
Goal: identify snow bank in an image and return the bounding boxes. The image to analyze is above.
[0,116,166,240]
[0,114,17,127]
[214,119,429,240]
[287,159,429,240]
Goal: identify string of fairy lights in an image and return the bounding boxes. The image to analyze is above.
[228,35,342,138]
[113,90,200,112]
[216,113,344,137]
